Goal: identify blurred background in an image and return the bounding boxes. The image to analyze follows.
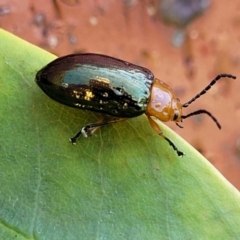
[0,0,240,189]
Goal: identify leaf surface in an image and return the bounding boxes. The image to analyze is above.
[0,29,240,240]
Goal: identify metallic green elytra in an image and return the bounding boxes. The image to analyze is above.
[36,53,154,118]
[35,53,236,157]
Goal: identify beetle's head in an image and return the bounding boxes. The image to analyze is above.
[146,78,183,122]
[147,74,236,129]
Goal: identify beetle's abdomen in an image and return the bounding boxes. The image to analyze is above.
[36,53,154,117]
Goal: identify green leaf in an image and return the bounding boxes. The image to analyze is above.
[0,29,240,240]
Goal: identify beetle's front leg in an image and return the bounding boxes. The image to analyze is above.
[147,116,184,157]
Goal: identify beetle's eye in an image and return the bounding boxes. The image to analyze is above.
[173,111,178,121]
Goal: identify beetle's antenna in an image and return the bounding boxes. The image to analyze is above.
[182,74,236,108]
[182,109,221,129]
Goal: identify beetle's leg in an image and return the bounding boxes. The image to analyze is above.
[81,115,126,137]
[70,116,126,144]
[147,116,184,157]
[82,115,106,137]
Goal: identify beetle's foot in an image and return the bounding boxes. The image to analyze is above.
[69,130,83,144]
[70,126,92,144]
[176,150,184,157]
[69,137,78,144]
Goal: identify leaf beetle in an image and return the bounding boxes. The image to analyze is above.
[35,53,236,156]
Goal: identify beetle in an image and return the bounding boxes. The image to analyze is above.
[35,53,236,156]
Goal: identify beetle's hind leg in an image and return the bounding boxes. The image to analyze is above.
[147,116,184,157]
[70,115,126,144]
